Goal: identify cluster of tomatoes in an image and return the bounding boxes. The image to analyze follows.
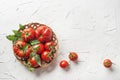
[7,23,112,71]
[59,52,78,68]
[7,25,56,69]
[59,52,112,69]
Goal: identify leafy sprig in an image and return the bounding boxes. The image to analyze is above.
[6,24,25,42]
[30,40,40,46]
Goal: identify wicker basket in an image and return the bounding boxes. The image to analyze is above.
[14,23,58,68]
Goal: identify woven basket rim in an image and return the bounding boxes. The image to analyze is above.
[14,22,58,69]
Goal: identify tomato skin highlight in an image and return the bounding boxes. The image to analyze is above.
[44,41,54,51]
[22,28,35,42]
[69,52,78,61]
[15,40,26,48]
[24,46,31,57]
[13,46,19,55]
[59,60,69,68]
[32,44,44,55]
[41,51,53,63]
[16,50,25,58]
[35,26,52,43]
[103,59,112,68]
[29,57,39,68]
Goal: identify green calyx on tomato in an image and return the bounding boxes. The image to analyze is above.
[103,59,112,68]
[25,32,29,37]
[41,51,53,63]
[69,52,78,61]
[45,41,54,51]
[21,28,35,42]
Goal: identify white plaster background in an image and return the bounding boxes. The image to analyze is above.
[0,0,120,80]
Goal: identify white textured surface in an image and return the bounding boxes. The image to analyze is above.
[0,0,120,80]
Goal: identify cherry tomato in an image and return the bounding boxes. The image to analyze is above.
[32,44,44,55]
[41,51,53,63]
[44,41,54,51]
[22,28,35,42]
[35,26,52,43]
[59,60,69,68]
[69,52,78,61]
[103,59,112,68]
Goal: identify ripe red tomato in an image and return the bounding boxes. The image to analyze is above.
[41,51,53,63]
[14,40,26,48]
[29,57,39,68]
[35,26,52,43]
[59,60,69,68]
[13,40,26,54]
[32,44,44,54]
[13,40,31,58]
[44,41,54,51]
[69,52,78,61]
[13,45,19,53]
[103,59,112,68]
[22,28,35,42]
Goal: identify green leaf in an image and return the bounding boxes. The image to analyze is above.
[23,45,29,53]
[6,35,15,41]
[17,37,22,40]
[30,52,35,58]
[13,37,18,42]
[19,24,25,30]
[28,67,34,72]
[35,55,41,66]
[12,30,21,37]
[30,40,40,46]
[33,46,40,52]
